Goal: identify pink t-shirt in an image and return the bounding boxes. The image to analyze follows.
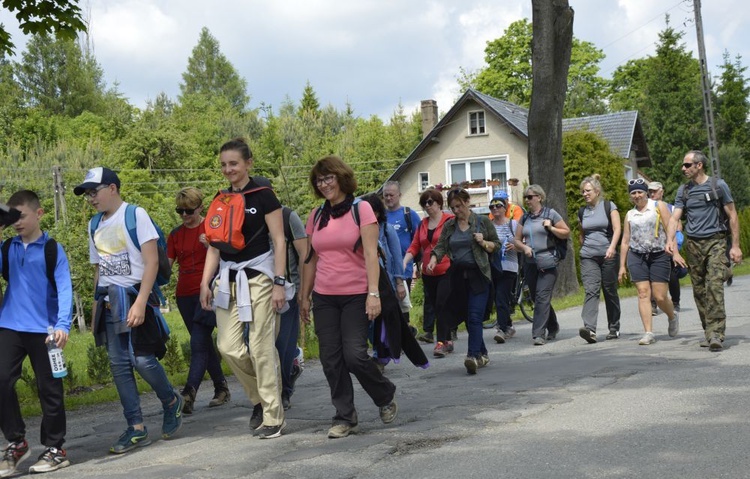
[306,201,377,295]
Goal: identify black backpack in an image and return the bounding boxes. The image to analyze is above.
[2,237,58,292]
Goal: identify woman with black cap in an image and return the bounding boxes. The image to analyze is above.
[619,178,683,345]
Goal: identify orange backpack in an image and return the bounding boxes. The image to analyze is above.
[204,187,271,254]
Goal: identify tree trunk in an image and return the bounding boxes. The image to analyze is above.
[528,0,578,296]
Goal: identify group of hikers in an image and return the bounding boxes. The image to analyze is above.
[0,142,742,476]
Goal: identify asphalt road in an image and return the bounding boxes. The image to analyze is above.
[17,275,750,478]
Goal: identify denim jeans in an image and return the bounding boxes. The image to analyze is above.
[491,268,517,333]
[104,309,176,427]
[176,295,225,392]
[275,297,300,398]
[466,283,490,358]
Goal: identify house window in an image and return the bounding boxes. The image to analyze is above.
[447,156,507,188]
[418,172,429,192]
[468,111,486,135]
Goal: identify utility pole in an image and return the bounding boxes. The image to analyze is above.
[693,0,721,178]
[52,165,67,223]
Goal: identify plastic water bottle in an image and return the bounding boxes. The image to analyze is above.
[46,326,67,378]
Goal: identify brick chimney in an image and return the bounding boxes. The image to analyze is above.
[421,100,438,139]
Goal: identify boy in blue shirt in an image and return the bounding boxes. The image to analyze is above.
[0,190,73,476]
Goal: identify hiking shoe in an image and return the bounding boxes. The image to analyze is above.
[379,400,398,424]
[181,386,196,415]
[606,330,620,340]
[638,332,656,345]
[249,403,264,431]
[0,439,30,476]
[444,341,454,353]
[493,330,506,344]
[433,342,447,358]
[109,427,151,454]
[709,337,723,351]
[668,313,680,338]
[546,328,559,340]
[328,423,360,439]
[258,421,286,439]
[505,327,516,338]
[417,331,434,343]
[579,327,597,344]
[699,339,710,348]
[282,392,291,411]
[208,380,231,407]
[533,337,546,346]
[28,447,70,473]
[673,302,680,312]
[162,393,183,439]
[478,354,490,368]
[464,356,479,375]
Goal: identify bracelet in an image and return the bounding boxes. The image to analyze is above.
[368,292,380,298]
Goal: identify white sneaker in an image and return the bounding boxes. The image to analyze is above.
[638,332,656,345]
[668,313,679,337]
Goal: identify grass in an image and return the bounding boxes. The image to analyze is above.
[16,260,748,417]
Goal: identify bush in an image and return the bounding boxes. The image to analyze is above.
[86,343,112,385]
[162,334,184,376]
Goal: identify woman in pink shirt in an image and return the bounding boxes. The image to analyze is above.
[299,156,398,440]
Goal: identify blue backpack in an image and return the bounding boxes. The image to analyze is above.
[90,204,172,291]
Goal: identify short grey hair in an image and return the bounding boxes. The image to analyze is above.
[383,180,401,193]
[525,184,546,202]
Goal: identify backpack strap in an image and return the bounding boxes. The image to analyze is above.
[124,204,141,251]
[2,237,58,291]
[404,206,413,235]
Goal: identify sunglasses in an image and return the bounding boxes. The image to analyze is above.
[524,195,538,201]
[682,162,695,169]
[628,178,646,185]
[175,207,197,215]
[489,203,505,210]
[422,199,435,208]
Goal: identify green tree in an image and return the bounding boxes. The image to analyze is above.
[15,33,107,117]
[179,27,249,112]
[0,0,86,56]
[0,58,24,140]
[609,17,704,195]
[298,80,320,118]
[462,18,608,117]
[718,143,750,209]
[715,51,750,154]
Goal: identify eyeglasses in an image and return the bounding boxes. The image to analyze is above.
[682,162,695,169]
[84,185,109,198]
[489,203,505,210]
[175,207,197,215]
[524,195,538,201]
[422,199,435,208]
[628,178,646,186]
[316,174,336,186]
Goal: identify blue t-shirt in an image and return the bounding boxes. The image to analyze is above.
[386,206,421,279]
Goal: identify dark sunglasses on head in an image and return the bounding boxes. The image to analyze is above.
[175,207,197,215]
[628,178,646,185]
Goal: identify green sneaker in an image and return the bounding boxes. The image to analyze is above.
[110,427,151,454]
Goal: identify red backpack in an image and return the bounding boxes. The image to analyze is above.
[204,187,271,254]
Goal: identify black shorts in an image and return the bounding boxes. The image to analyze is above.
[627,250,671,283]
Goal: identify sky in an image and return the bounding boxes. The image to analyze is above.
[2,0,749,120]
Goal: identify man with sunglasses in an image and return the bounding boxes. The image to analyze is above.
[667,151,743,351]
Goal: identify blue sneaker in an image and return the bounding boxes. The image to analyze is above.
[110,427,151,454]
[162,393,183,439]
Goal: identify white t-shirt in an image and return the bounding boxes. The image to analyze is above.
[89,202,159,287]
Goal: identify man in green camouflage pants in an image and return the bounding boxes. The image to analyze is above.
[667,150,743,351]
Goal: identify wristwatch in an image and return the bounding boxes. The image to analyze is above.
[368,292,380,298]
[273,276,286,286]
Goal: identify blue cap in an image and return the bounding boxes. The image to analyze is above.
[493,191,509,201]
